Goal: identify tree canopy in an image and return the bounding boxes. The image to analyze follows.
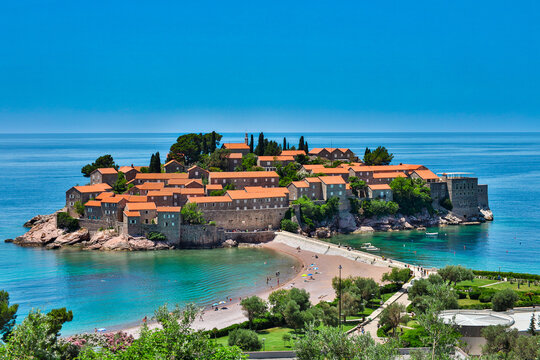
[168,132,223,165]
[81,155,117,177]
[181,203,206,225]
[390,177,432,215]
[0,290,18,342]
[363,146,393,166]
[112,171,127,194]
[148,152,162,173]
[437,265,474,286]
[240,296,267,328]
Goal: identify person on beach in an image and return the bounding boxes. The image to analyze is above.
[143,316,147,324]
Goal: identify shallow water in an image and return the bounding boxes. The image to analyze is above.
[0,132,538,334]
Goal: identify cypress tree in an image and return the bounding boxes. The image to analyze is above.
[283,137,287,150]
[256,132,265,155]
[299,136,305,151]
[155,152,161,172]
[149,154,155,172]
[250,134,254,153]
[211,131,217,152]
[202,137,208,154]
[305,142,309,153]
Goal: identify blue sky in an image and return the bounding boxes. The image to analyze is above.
[0,1,539,132]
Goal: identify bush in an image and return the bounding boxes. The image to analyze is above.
[74,201,85,216]
[280,219,299,233]
[472,270,540,281]
[459,303,492,310]
[57,212,79,232]
[439,197,453,211]
[380,283,402,294]
[479,294,493,303]
[492,289,519,312]
[400,327,429,348]
[376,323,391,337]
[457,291,467,299]
[361,199,399,217]
[147,232,167,241]
[228,329,262,351]
[469,290,481,300]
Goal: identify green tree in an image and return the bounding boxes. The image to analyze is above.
[0,290,18,342]
[203,148,231,171]
[255,132,265,156]
[283,137,287,150]
[382,268,411,286]
[268,289,289,315]
[276,162,303,186]
[417,308,461,360]
[294,325,399,360]
[349,176,367,197]
[491,289,519,312]
[437,265,474,286]
[298,136,305,151]
[169,133,223,165]
[390,177,432,215]
[240,296,267,328]
[280,219,299,233]
[305,142,309,153]
[57,212,80,232]
[249,134,254,153]
[341,292,364,322]
[263,140,281,156]
[74,200,85,216]
[410,282,458,314]
[112,171,127,194]
[378,303,406,336]
[210,131,217,152]
[363,146,394,166]
[528,313,537,336]
[361,199,399,217]
[181,203,206,225]
[228,329,262,351]
[148,152,162,173]
[236,153,258,171]
[283,300,304,331]
[81,155,117,177]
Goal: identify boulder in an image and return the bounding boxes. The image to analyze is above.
[480,209,494,221]
[403,222,414,230]
[23,213,56,228]
[14,219,63,246]
[88,229,117,245]
[52,228,90,246]
[4,239,13,243]
[100,234,131,251]
[338,212,357,233]
[128,238,157,251]
[222,239,238,248]
[353,226,374,233]
[315,227,330,238]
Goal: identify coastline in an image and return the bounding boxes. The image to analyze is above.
[121,232,411,338]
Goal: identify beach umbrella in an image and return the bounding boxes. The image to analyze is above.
[308,274,313,276]
[212,303,219,306]
[301,274,308,277]
[313,267,319,270]
[218,301,226,305]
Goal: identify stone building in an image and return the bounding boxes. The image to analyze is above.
[308,148,355,161]
[319,176,347,201]
[367,184,393,201]
[208,171,279,189]
[257,155,295,170]
[90,168,118,186]
[187,165,209,179]
[226,153,243,171]
[65,183,111,215]
[287,181,310,201]
[372,172,407,184]
[133,173,189,185]
[410,169,440,183]
[118,166,141,182]
[430,174,490,218]
[128,182,165,195]
[222,142,250,155]
[164,160,185,173]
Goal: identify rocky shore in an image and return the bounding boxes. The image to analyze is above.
[299,208,494,239]
[9,213,173,251]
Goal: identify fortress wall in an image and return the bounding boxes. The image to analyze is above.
[200,208,287,231]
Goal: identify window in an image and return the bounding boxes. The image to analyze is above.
[271,178,275,182]
[254,179,257,183]
[339,191,342,196]
[171,222,175,226]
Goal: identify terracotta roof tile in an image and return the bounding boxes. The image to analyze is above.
[156,206,181,212]
[290,181,309,188]
[368,184,392,190]
[164,160,183,166]
[188,196,232,203]
[137,182,165,190]
[318,176,346,185]
[125,202,157,211]
[222,143,250,150]
[209,171,279,179]
[124,211,140,217]
[135,173,188,180]
[96,192,114,200]
[226,190,286,200]
[95,168,118,175]
[372,172,407,179]
[118,166,140,173]
[85,200,102,207]
[413,170,439,180]
[304,177,322,183]
[258,155,295,162]
[73,183,112,193]
[205,184,223,190]
[101,197,125,204]
[226,153,243,159]
[280,150,306,156]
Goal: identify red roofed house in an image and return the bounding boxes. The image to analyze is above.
[208,171,279,189]
[222,142,250,155]
[164,159,185,173]
[84,200,102,220]
[125,202,157,225]
[118,166,141,182]
[280,150,306,157]
[187,165,209,180]
[133,173,189,185]
[90,168,118,186]
[372,172,407,184]
[410,169,440,183]
[257,155,295,170]
[287,180,310,201]
[319,176,347,201]
[226,152,243,171]
[367,184,393,201]
[66,183,112,216]
[309,148,355,161]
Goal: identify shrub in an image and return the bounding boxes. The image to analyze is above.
[459,303,492,310]
[492,289,519,312]
[228,329,262,351]
[57,212,79,232]
[457,291,467,299]
[74,201,85,216]
[400,327,429,348]
[147,232,167,241]
[469,290,481,300]
[377,323,391,337]
[479,294,493,303]
[280,219,299,233]
[472,270,540,281]
[361,199,399,217]
[439,197,453,211]
[380,283,402,294]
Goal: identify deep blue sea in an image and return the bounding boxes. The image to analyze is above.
[0,132,539,334]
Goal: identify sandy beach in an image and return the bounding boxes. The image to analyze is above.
[123,233,399,337]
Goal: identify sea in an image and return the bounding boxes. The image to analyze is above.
[0,132,539,334]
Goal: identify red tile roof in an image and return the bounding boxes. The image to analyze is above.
[319,176,346,185]
[157,206,181,212]
[85,200,102,207]
[314,167,349,174]
[101,197,125,204]
[135,173,188,180]
[226,190,286,200]
[118,166,140,173]
[304,177,322,183]
[205,184,223,190]
[95,168,118,175]
[368,184,392,190]
[137,182,165,190]
[164,160,183,166]
[258,155,295,162]
[147,190,175,197]
[413,170,439,180]
[290,181,309,188]
[244,186,289,195]
[73,183,111,193]
[124,211,140,217]
[223,143,250,150]
[372,172,407,179]
[226,153,243,159]
[280,150,306,156]
[125,202,157,211]
[188,196,232,203]
[209,171,279,179]
[96,192,114,200]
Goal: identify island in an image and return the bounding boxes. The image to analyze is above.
[9,132,493,250]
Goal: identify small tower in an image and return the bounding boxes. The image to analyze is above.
[245,132,248,145]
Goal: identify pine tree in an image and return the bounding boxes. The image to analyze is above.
[149,154,156,172]
[299,136,305,151]
[202,137,208,154]
[255,132,265,155]
[305,142,309,153]
[528,313,537,335]
[249,134,254,153]
[155,152,161,171]
[283,137,287,150]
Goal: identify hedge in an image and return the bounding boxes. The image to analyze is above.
[57,212,79,232]
[380,283,402,294]
[472,270,540,281]
[205,316,281,338]
[459,303,492,310]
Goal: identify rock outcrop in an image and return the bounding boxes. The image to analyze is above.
[13,214,173,251]
[222,239,238,248]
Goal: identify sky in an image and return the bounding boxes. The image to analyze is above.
[0,1,539,133]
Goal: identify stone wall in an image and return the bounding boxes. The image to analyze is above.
[478,184,489,209]
[178,225,224,248]
[200,208,287,231]
[223,231,276,243]
[447,177,480,218]
[79,219,110,234]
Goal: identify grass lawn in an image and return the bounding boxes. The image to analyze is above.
[458,298,482,306]
[487,281,540,293]
[457,279,497,287]
[214,324,356,351]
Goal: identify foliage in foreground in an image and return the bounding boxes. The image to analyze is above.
[57,212,80,232]
[81,155,117,177]
[0,290,18,342]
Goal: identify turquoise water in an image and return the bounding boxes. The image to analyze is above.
[0,132,539,334]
